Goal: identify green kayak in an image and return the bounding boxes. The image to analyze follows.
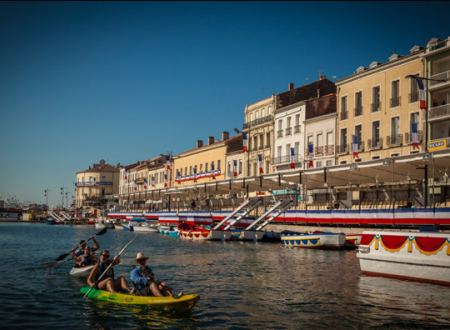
[80,286,200,311]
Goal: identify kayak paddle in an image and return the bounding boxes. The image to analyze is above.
[83,234,137,298]
[55,228,108,261]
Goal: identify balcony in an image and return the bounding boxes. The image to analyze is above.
[386,134,403,147]
[264,144,271,149]
[430,70,450,87]
[277,130,283,138]
[294,125,301,133]
[76,181,113,187]
[354,106,363,117]
[258,145,264,150]
[429,104,450,120]
[336,144,349,155]
[371,102,381,113]
[356,141,365,153]
[285,127,292,136]
[340,110,348,121]
[405,130,423,145]
[324,145,334,155]
[367,137,383,150]
[314,146,323,156]
[429,39,448,52]
[242,115,273,130]
[390,96,401,108]
[409,92,419,103]
[136,177,144,184]
[271,154,302,165]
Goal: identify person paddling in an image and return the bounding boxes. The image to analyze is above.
[87,249,132,294]
[75,245,98,267]
[71,236,100,260]
[130,252,182,297]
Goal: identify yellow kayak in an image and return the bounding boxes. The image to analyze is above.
[80,286,200,311]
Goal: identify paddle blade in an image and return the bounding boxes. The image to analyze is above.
[96,228,108,236]
[56,252,70,261]
[45,261,59,268]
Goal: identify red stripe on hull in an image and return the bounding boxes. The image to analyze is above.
[361,271,450,287]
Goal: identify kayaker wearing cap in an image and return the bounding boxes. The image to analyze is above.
[71,236,100,260]
[130,252,182,297]
[87,249,132,294]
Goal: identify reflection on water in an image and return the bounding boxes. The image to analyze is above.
[0,223,449,329]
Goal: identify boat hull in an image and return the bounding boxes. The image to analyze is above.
[357,230,450,286]
[70,265,94,278]
[179,229,211,240]
[80,286,200,311]
[230,230,265,241]
[209,230,233,241]
[281,232,345,249]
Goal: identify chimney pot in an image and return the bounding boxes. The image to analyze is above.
[197,140,203,148]
[288,83,294,90]
[208,136,215,145]
[222,131,229,141]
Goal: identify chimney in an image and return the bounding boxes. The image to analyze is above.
[222,131,229,141]
[288,83,294,90]
[197,140,203,148]
[320,75,326,80]
[208,136,215,145]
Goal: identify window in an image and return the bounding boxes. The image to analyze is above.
[262,109,265,117]
[277,146,282,158]
[268,106,272,115]
[317,161,322,168]
[340,128,347,147]
[355,91,363,116]
[326,160,332,167]
[317,133,323,147]
[410,74,419,103]
[200,164,203,173]
[327,132,333,146]
[410,112,419,124]
[205,163,208,172]
[189,166,192,175]
[372,121,380,147]
[340,160,347,165]
[295,142,300,159]
[211,162,214,171]
[278,120,282,130]
[391,80,401,107]
[228,162,231,175]
[255,111,259,119]
[266,160,270,173]
[372,86,380,112]
[355,125,362,149]
[286,144,291,158]
[391,153,399,157]
[287,117,291,128]
[266,132,270,147]
[239,160,243,174]
[218,160,221,170]
[372,156,380,160]
[340,96,348,120]
[295,114,300,125]
[308,135,313,147]
[391,117,400,136]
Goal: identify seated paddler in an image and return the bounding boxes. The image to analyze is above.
[130,252,182,297]
[75,245,98,267]
[87,249,132,294]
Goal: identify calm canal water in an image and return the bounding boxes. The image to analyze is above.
[0,223,449,329]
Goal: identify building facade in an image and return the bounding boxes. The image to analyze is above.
[336,47,425,164]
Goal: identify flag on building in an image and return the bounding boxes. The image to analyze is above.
[61,187,63,195]
[211,163,216,180]
[258,155,263,174]
[290,148,295,169]
[65,193,67,199]
[93,178,96,187]
[352,135,359,159]
[176,171,181,185]
[416,78,427,111]
[411,122,419,150]
[233,160,237,177]
[194,168,197,183]
[144,178,147,189]
[124,168,128,180]
[151,175,155,187]
[308,144,314,168]
[164,173,168,187]
[243,133,248,152]
[44,190,47,197]
[166,155,171,170]
[134,180,137,191]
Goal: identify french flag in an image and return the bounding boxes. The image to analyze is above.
[134,180,137,191]
[211,163,216,180]
[93,178,96,187]
[61,187,63,195]
[143,178,147,189]
[416,78,427,111]
[258,155,263,174]
[233,160,238,177]
[243,133,248,152]
[166,155,171,170]
[308,144,314,168]
[193,168,197,183]
[352,135,359,159]
[290,148,295,169]
[44,190,47,197]
[164,173,168,187]
[151,175,155,187]
[411,123,419,150]
[124,168,127,180]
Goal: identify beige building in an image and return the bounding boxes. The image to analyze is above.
[336,46,425,164]
[75,160,120,208]
[243,95,275,176]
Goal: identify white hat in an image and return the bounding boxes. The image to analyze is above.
[134,252,149,263]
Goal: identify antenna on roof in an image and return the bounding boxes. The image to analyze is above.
[304,77,309,85]
[317,66,324,80]
[258,86,268,99]
[330,76,337,82]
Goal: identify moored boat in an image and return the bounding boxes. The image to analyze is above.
[95,221,115,229]
[70,265,94,278]
[344,234,363,249]
[178,223,211,240]
[129,219,159,232]
[357,229,450,286]
[121,222,134,231]
[281,230,346,249]
[166,226,179,237]
[80,286,200,311]
[46,218,56,225]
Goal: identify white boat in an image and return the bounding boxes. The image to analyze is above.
[69,265,94,278]
[281,230,346,249]
[129,219,159,232]
[95,220,115,229]
[158,224,170,234]
[357,229,450,286]
[121,222,134,231]
[209,229,234,241]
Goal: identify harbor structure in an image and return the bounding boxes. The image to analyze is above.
[75,160,120,209]
[335,45,425,164]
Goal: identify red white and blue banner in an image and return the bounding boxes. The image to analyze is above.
[258,155,263,174]
[290,148,295,169]
[143,178,147,189]
[124,168,128,180]
[44,190,47,197]
[151,175,155,187]
[134,180,137,191]
[93,178,96,187]
[308,144,314,168]
[61,187,63,195]
[211,163,216,180]
[352,135,359,159]
[416,78,427,111]
[233,160,238,177]
[243,133,248,152]
[176,171,181,185]
[166,155,171,170]
[411,122,419,150]
[164,173,168,187]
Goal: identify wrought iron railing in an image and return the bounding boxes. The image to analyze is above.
[405,130,423,144]
[271,154,302,165]
[277,130,283,138]
[354,106,363,117]
[285,127,292,136]
[336,144,349,155]
[340,110,348,121]
[386,134,403,147]
[367,137,383,150]
[390,96,401,108]
[324,145,334,155]
[242,115,273,129]
[294,125,301,133]
[409,92,419,103]
[371,102,381,112]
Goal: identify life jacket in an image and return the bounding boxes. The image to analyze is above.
[132,266,155,290]
[95,261,114,281]
[80,254,94,266]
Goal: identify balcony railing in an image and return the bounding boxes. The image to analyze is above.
[390,96,401,108]
[429,104,450,120]
[371,102,381,113]
[258,145,264,150]
[386,134,403,147]
[340,110,348,120]
[354,106,363,117]
[243,114,273,130]
[264,144,271,149]
[429,39,448,52]
[367,137,383,150]
[405,130,423,144]
[277,130,283,138]
[325,145,334,155]
[430,70,450,86]
[336,144,349,155]
[285,127,292,136]
[294,125,301,133]
[314,146,323,156]
[136,177,144,184]
[357,141,365,152]
[271,154,302,165]
[409,92,419,103]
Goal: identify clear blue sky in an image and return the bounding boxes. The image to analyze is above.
[0,1,448,207]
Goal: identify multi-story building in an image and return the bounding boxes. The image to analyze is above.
[272,79,336,172]
[75,159,120,209]
[242,96,275,176]
[304,93,337,168]
[422,36,450,150]
[336,46,425,164]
